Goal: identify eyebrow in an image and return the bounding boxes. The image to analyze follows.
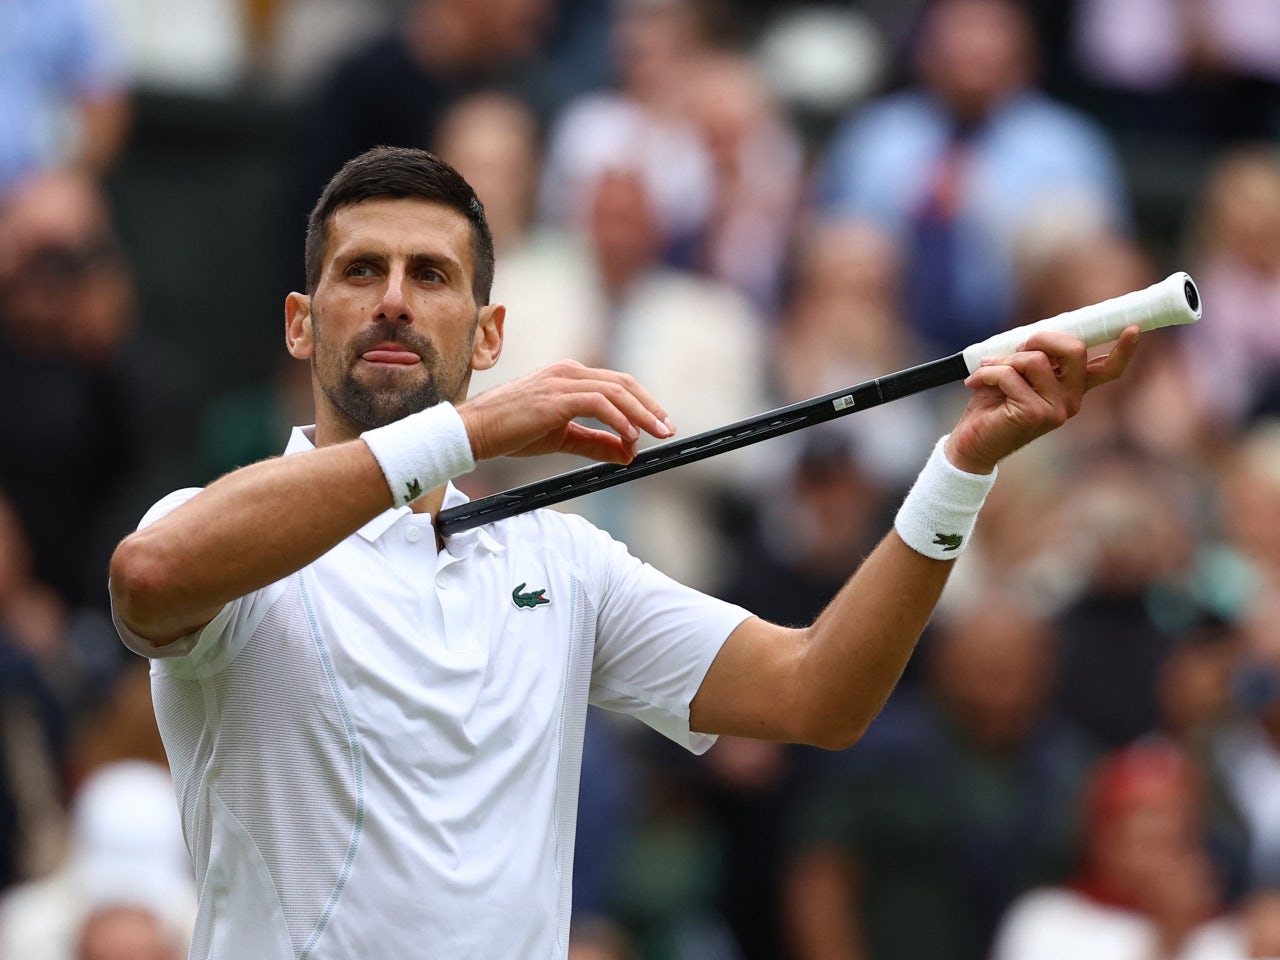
[335,249,463,276]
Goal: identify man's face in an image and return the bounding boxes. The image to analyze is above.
[296,198,493,438]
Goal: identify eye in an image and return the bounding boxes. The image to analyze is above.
[418,267,445,283]
[344,261,377,278]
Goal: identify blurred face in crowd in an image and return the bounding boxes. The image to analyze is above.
[1080,744,1218,924]
[588,171,663,294]
[286,198,502,442]
[409,0,552,66]
[916,0,1034,122]
[434,93,541,251]
[1201,150,1280,272]
[0,171,133,361]
[613,0,704,102]
[929,603,1053,751]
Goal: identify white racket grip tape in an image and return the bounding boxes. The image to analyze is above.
[961,272,1202,374]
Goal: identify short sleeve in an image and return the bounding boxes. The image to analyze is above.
[110,488,285,673]
[584,521,751,754]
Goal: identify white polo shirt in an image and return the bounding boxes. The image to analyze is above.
[113,426,751,960]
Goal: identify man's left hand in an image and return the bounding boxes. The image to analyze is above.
[944,326,1141,474]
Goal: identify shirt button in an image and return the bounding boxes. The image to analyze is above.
[405,527,422,544]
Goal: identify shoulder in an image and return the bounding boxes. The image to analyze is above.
[993,887,1153,960]
[997,92,1116,148]
[481,508,631,577]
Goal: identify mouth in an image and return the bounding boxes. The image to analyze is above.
[360,343,422,366]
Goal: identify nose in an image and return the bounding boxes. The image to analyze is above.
[375,265,411,324]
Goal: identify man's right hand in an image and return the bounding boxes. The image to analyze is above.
[458,360,676,464]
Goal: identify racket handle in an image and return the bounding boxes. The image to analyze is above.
[961,272,1202,374]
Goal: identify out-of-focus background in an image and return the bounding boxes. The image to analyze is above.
[2,0,1280,958]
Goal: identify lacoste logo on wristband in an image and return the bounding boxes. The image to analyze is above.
[512,583,550,609]
[932,532,963,552]
[405,479,423,501]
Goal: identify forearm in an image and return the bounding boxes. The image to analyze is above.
[693,440,988,746]
[110,439,394,642]
[794,531,953,747]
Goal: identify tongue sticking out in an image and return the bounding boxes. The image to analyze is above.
[362,349,420,365]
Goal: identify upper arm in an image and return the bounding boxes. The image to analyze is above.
[689,616,812,742]
[108,487,221,647]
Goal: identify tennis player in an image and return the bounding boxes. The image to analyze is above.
[109,146,1138,958]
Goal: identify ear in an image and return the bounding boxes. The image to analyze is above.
[470,303,505,372]
[285,292,314,359]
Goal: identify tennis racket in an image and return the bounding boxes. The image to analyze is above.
[437,271,1201,536]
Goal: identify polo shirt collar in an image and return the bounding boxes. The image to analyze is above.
[282,425,504,552]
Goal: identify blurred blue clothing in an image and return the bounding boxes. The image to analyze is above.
[0,0,123,194]
[814,90,1130,354]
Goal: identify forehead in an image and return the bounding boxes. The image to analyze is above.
[325,197,473,269]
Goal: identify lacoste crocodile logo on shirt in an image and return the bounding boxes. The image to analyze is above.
[512,583,550,609]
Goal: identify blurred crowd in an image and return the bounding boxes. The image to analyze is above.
[2,0,1280,957]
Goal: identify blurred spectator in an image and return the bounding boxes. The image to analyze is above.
[538,0,718,260]
[256,0,402,96]
[813,0,1130,356]
[680,50,806,314]
[989,738,1240,960]
[1216,420,1280,591]
[1208,592,1280,889]
[265,0,611,101]
[103,0,253,94]
[1070,0,1280,144]
[433,90,606,498]
[772,217,938,488]
[0,607,67,893]
[1179,145,1280,434]
[1044,454,1200,748]
[0,759,196,959]
[282,0,557,288]
[0,487,127,750]
[1157,616,1248,749]
[717,428,895,632]
[754,6,891,147]
[465,162,771,588]
[0,169,155,611]
[568,915,638,960]
[564,169,772,590]
[194,352,314,483]
[76,904,182,960]
[0,0,130,197]
[784,596,1094,960]
[1014,227,1209,460]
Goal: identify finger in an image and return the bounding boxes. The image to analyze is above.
[555,377,674,442]
[1083,325,1140,391]
[553,363,675,438]
[1009,349,1082,417]
[966,361,1052,415]
[551,422,636,464]
[1018,331,1089,387]
[970,352,1064,414]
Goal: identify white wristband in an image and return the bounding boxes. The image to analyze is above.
[361,402,476,507]
[894,435,997,560]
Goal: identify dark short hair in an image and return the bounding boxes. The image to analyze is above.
[304,146,495,304]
